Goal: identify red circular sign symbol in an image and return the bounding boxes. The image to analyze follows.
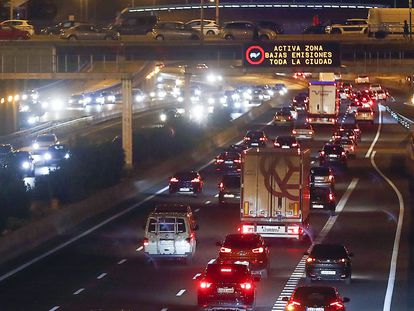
[245,45,265,65]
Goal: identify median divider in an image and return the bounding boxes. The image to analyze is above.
[0,98,277,267]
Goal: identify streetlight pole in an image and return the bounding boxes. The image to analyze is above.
[9,0,13,19]
[410,0,412,41]
[200,0,204,41]
[216,0,219,25]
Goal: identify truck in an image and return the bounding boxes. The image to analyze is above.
[367,8,411,37]
[307,81,339,125]
[240,148,310,239]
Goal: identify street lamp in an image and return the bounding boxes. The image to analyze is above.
[209,0,219,25]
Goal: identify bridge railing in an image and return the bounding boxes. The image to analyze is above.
[384,105,414,130]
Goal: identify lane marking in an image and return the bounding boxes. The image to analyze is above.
[193,273,201,280]
[194,208,200,213]
[214,194,219,198]
[161,308,168,311]
[365,104,383,158]
[97,273,107,280]
[73,288,85,295]
[205,200,211,205]
[49,307,60,311]
[370,151,405,311]
[176,289,186,296]
[208,258,216,265]
[271,178,359,310]
[117,259,127,265]
[136,246,143,252]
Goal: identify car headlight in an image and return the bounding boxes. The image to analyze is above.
[44,153,52,160]
[33,143,39,149]
[64,153,70,159]
[160,113,167,122]
[208,98,215,105]
[22,161,30,169]
[135,95,143,102]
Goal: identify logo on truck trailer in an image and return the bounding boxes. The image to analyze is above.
[259,155,300,201]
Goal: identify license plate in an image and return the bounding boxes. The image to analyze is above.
[312,204,324,209]
[223,194,235,198]
[307,308,324,311]
[225,161,233,164]
[251,143,259,146]
[179,187,190,191]
[321,270,336,275]
[257,225,285,233]
[282,146,290,149]
[329,154,337,158]
[217,287,234,294]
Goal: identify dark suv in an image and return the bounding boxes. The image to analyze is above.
[310,186,336,212]
[243,130,267,148]
[108,15,158,35]
[218,173,241,205]
[305,243,353,283]
[319,144,347,167]
[197,263,257,310]
[215,151,241,171]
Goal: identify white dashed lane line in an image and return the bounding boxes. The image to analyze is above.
[49,307,60,311]
[193,273,201,280]
[194,208,200,213]
[97,273,107,280]
[205,201,211,205]
[73,288,85,295]
[136,246,143,252]
[176,289,186,297]
[117,259,127,265]
[161,308,168,311]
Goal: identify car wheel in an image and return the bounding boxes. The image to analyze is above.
[156,35,164,41]
[224,34,234,40]
[68,35,77,40]
[331,28,341,34]
[259,34,270,40]
[206,30,215,36]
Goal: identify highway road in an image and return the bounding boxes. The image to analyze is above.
[0,84,411,310]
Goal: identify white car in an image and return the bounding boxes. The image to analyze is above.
[185,19,220,36]
[376,89,388,100]
[369,84,382,92]
[326,18,368,34]
[32,134,58,152]
[355,107,374,124]
[355,75,370,84]
[0,19,34,35]
[292,123,314,140]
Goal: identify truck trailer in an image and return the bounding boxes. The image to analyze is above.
[307,81,339,125]
[240,148,310,239]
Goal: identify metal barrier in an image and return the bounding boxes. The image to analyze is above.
[384,105,414,130]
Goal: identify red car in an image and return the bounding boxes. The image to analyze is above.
[0,25,30,40]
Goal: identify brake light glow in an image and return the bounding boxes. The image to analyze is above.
[170,177,178,182]
[191,178,200,183]
[292,143,298,147]
[219,182,224,189]
[143,238,149,246]
[341,151,346,156]
[292,130,297,134]
[220,268,232,273]
[350,146,354,151]
[241,225,254,234]
[220,247,232,253]
[320,151,325,156]
[287,301,301,310]
[216,159,224,163]
[240,282,252,290]
[287,226,301,234]
[234,159,241,163]
[244,137,251,140]
[308,131,313,135]
[371,112,374,115]
[274,142,280,147]
[329,193,334,201]
[329,175,334,181]
[252,247,264,253]
[200,281,212,289]
[306,257,315,263]
[259,137,266,141]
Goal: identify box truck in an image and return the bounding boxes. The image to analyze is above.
[307,81,339,124]
[367,8,411,36]
[240,148,310,239]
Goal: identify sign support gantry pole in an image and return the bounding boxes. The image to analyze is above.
[122,76,133,168]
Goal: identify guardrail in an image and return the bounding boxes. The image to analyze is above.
[384,105,414,130]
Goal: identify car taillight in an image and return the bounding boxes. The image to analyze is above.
[259,137,266,141]
[274,142,280,147]
[320,151,325,156]
[287,226,301,234]
[252,247,264,253]
[306,257,315,263]
[292,143,298,147]
[350,146,354,151]
[329,175,334,181]
[308,131,313,135]
[341,151,346,156]
[220,247,232,253]
[191,178,200,183]
[292,130,297,134]
[143,238,149,246]
[234,159,241,163]
[200,281,212,289]
[371,112,374,115]
[330,301,345,309]
[170,177,178,182]
[240,282,253,290]
[219,182,224,189]
[216,159,224,163]
[239,224,254,234]
[329,193,334,201]
[244,137,251,141]
[286,301,301,310]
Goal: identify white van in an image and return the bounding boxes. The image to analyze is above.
[143,204,198,264]
[367,8,411,36]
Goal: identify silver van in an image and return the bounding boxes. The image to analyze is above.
[143,204,198,264]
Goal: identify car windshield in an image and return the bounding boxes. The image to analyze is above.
[175,172,198,180]
[37,135,55,142]
[277,136,296,144]
[294,287,337,304]
[246,131,264,139]
[224,234,261,248]
[310,167,330,176]
[222,175,240,188]
[323,145,343,153]
[311,244,348,259]
[206,264,249,282]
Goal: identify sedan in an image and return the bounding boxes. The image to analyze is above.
[0,19,34,35]
[44,144,71,166]
[60,24,120,40]
[151,21,200,40]
[215,151,241,171]
[8,151,35,177]
[185,19,220,36]
[273,135,300,150]
[0,25,30,40]
[32,134,59,153]
[310,166,335,188]
[218,173,241,205]
[273,110,293,124]
[243,130,268,148]
[310,186,336,212]
[283,286,350,311]
[339,123,361,141]
[354,74,370,84]
[319,144,347,167]
[355,107,375,124]
[332,138,356,158]
[169,171,203,194]
[292,124,314,140]
[305,244,353,283]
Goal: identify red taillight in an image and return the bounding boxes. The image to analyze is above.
[274,142,280,147]
[252,247,264,253]
[191,178,200,183]
[240,282,252,290]
[308,131,313,135]
[170,177,178,182]
[244,137,251,141]
[292,130,297,134]
[329,193,334,201]
[200,281,212,289]
[329,175,334,181]
[220,247,232,253]
[259,137,266,141]
[320,151,325,156]
[350,146,354,151]
[216,158,224,163]
[306,257,315,263]
[292,143,298,147]
[143,238,149,246]
[286,301,301,310]
[371,112,374,115]
[341,151,346,156]
[219,182,224,189]
[234,159,241,163]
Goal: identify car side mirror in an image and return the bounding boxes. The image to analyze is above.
[215,241,222,247]
[282,296,289,302]
[343,297,350,303]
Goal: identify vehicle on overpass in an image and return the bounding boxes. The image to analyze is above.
[185,19,220,36]
[218,173,241,206]
[60,24,120,40]
[355,74,370,84]
[0,24,31,40]
[41,21,82,35]
[150,21,201,40]
[239,148,310,239]
[143,204,198,264]
[196,262,258,310]
[109,14,158,35]
[325,18,368,35]
[367,8,412,37]
[307,81,339,125]
[0,19,34,35]
[220,21,277,40]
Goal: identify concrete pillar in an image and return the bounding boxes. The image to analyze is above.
[122,77,133,168]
